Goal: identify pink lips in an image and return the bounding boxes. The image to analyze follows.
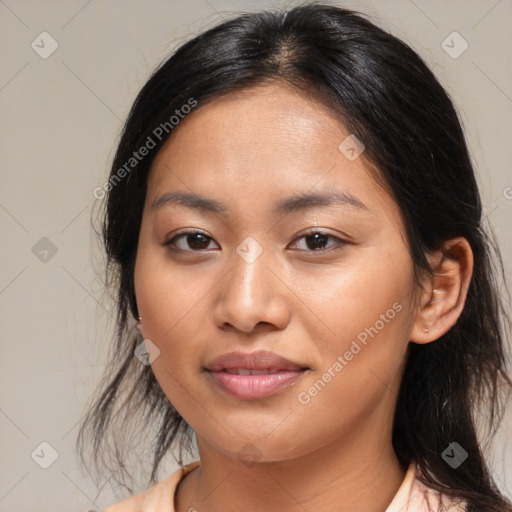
[205,350,309,400]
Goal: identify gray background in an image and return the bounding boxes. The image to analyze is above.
[1,0,511,510]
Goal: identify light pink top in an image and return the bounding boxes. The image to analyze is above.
[103,460,466,511]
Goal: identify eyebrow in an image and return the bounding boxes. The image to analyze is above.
[151,189,369,215]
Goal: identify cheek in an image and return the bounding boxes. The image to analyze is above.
[135,224,212,326]
[303,250,413,344]
[134,248,213,419]
[134,242,202,362]
[287,262,413,450]
[295,248,415,403]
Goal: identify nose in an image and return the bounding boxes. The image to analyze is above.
[213,243,291,334]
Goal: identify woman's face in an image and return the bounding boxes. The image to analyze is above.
[134,83,420,462]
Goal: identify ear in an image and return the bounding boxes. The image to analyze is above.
[410,237,473,344]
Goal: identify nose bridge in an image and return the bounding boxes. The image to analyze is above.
[214,234,289,332]
[231,234,271,305]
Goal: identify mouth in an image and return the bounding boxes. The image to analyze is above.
[221,367,295,375]
[206,368,309,399]
[204,350,310,400]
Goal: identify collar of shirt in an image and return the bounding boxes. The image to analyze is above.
[104,459,466,511]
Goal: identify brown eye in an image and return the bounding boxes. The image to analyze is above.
[164,231,219,252]
[289,230,347,252]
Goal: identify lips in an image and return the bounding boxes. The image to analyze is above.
[205,350,310,399]
[205,350,307,372]
[224,368,280,375]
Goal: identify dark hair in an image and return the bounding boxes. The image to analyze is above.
[77,2,512,509]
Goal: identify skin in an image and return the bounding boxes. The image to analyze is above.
[133,83,473,512]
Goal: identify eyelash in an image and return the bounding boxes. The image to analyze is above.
[163,229,349,254]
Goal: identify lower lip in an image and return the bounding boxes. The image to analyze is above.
[207,369,307,399]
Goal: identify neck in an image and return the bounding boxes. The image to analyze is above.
[175,420,407,512]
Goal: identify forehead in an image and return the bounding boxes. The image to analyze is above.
[146,83,398,222]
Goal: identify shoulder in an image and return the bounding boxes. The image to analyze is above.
[103,461,201,512]
[104,492,144,512]
[387,461,467,512]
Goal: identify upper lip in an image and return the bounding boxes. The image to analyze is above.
[205,350,308,372]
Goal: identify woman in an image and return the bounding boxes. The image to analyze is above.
[77,3,512,511]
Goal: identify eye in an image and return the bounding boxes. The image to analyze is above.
[289,230,348,253]
[163,229,348,254]
[163,230,219,252]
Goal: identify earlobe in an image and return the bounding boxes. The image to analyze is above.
[410,237,473,344]
[136,316,143,335]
